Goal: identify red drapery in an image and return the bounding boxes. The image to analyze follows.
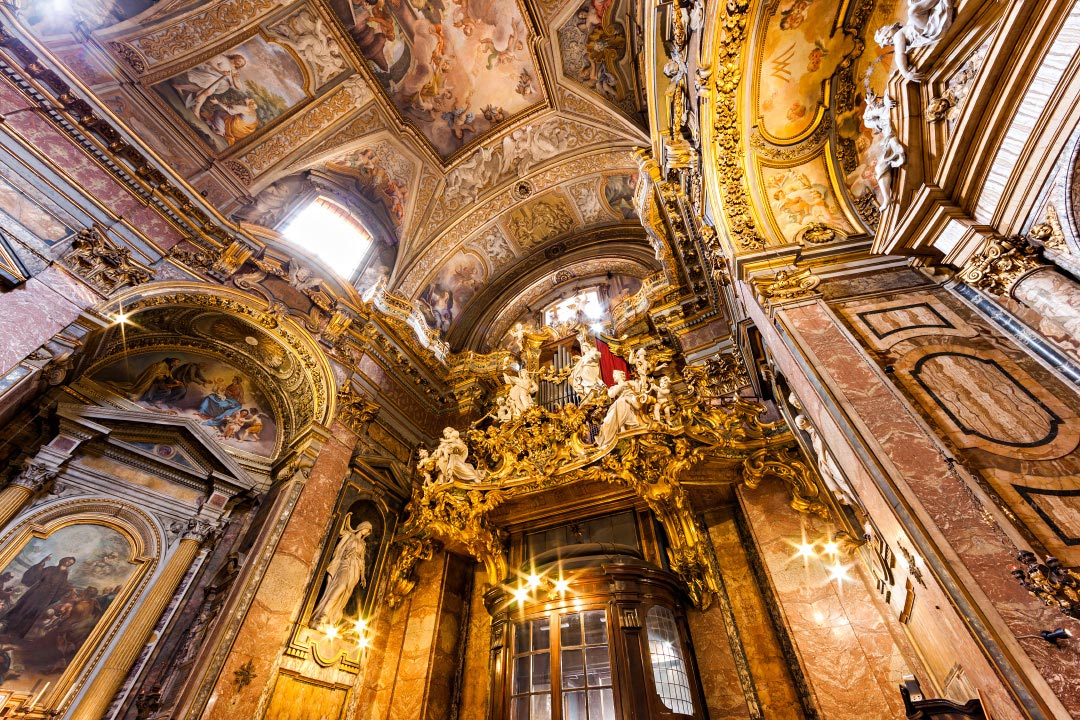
[596,339,628,386]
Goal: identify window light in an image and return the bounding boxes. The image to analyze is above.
[283,197,372,278]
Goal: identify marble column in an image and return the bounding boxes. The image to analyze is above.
[202,421,354,720]
[0,460,56,528]
[69,521,213,720]
[961,234,1080,344]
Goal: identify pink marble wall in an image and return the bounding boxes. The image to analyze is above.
[740,283,1075,719]
[0,75,182,250]
[738,477,916,719]
[0,265,99,376]
[203,421,357,720]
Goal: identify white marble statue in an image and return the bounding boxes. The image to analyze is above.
[862,92,907,209]
[652,376,675,425]
[789,393,856,505]
[431,427,486,483]
[570,344,605,398]
[875,0,954,82]
[503,367,537,418]
[310,515,373,629]
[595,370,644,447]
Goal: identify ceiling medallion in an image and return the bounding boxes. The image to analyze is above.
[512,180,534,199]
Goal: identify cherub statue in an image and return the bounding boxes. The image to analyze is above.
[416,448,435,487]
[875,0,954,82]
[862,91,907,209]
[431,427,486,484]
[652,376,675,425]
[503,366,537,418]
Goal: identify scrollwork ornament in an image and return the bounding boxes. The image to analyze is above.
[960,235,1045,296]
[172,516,220,545]
[753,268,821,303]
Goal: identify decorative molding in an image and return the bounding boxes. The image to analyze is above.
[61,228,153,296]
[960,235,1044,296]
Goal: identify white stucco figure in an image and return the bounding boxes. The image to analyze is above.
[503,367,537,417]
[570,344,605,398]
[652,376,675,425]
[595,370,644,447]
[432,427,486,483]
[310,516,373,629]
[862,92,907,209]
[789,393,856,505]
[875,0,954,82]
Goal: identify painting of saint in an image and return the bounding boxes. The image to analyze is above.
[328,0,542,157]
[417,252,486,335]
[91,351,278,456]
[602,173,638,219]
[153,36,308,153]
[0,523,137,693]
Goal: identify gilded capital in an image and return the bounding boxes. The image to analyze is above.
[960,235,1045,296]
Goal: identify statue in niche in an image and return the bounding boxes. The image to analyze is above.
[862,92,907,209]
[430,427,486,483]
[569,344,605,398]
[875,0,955,82]
[595,370,645,446]
[503,366,537,418]
[789,393,856,505]
[310,514,373,629]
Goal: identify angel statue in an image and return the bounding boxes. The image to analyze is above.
[431,427,486,483]
[875,0,954,82]
[570,344,605,398]
[503,366,537,418]
[595,369,645,447]
[309,515,374,629]
[862,91,907,209]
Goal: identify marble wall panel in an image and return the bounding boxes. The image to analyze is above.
[204,421,356,720]
[755,289,1072,719]
[704,507,803,718]
[738,477,914,720]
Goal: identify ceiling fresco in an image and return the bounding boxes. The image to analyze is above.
[326,0,546,159]
[12,0,651,351]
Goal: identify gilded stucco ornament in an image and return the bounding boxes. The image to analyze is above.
[337,382,380,433]
[960,235,1045,296]
[63,228,153,296]
[752,267,821,303]
[389,344,818,610]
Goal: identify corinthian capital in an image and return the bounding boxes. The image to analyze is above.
[9,460,57,494]
[960,235,1045,296]
[172,517,221,545]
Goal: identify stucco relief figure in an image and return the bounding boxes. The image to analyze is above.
[503,367,537,417]
[875,0,954,82]
[862,92,907,209]
[432,428,486,483]
[310,516,373,629]
[789,393,855,505]
[595,370,644,446]
[570,345,605,397]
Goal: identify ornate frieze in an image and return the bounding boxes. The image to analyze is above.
[62,228,153,295]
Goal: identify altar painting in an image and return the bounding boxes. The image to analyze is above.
[92,351,279,457]
[0,523,138,693]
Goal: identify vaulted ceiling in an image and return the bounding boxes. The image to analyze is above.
[21,0,654,351]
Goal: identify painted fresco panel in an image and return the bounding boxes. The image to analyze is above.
[558,0,633,111]
[601,172,638,220]
[760,158,855,241]
[324,143,412,229]
[92,351,279,457]
[416,251,486,335]
[0,523,138,693]
[152,36,309,153]
[755,0,852,140]
[328,0,542,158]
